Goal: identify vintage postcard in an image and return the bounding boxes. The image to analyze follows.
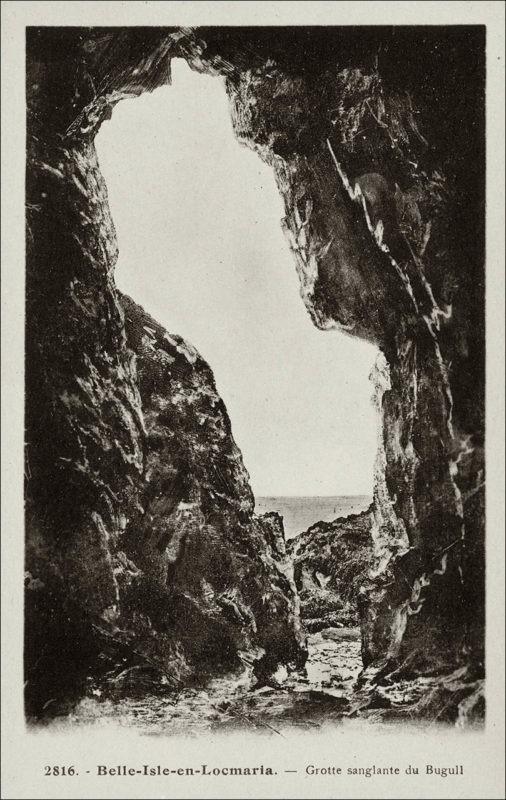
[1,1,505,798]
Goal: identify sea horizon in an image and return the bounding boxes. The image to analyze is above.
[256,493,372,499]
[255,494,373,539]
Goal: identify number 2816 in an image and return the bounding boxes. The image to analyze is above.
[44,766,76,776]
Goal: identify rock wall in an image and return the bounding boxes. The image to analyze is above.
[289,508,374,633]
[25,26,485,713]
[25,28,307,714]
[119,295,305,684]
[25,280,306,715]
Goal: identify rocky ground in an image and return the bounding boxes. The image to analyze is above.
[40,620,483,735]
[51,628,363,736]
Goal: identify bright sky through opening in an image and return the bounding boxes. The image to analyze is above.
[96,59,378,497]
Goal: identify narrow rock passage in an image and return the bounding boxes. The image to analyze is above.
[68,629,363,736]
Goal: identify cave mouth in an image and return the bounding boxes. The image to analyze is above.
[22,25,487,730]
[95,58,379,539]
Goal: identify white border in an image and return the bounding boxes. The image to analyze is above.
[2,3,504,798]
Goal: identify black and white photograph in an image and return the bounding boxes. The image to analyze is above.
[2,2,505,799]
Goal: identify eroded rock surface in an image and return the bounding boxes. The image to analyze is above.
[26,26,485,721]
[289,509,373,632]
[118,295,306,685]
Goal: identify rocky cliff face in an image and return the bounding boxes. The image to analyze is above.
[118,295,306,684]
[25,287,305,714]
[26,26,485,718]
[289,508,373,633]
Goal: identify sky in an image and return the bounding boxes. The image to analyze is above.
[96,59,378,497]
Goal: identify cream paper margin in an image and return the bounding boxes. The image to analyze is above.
[1,2,504,798]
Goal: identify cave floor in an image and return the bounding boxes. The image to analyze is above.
[66,628,369,736]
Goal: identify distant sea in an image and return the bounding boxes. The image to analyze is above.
[255,495,373,540]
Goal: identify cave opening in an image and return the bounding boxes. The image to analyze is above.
[96,58,379,539]
[22,25,488,730]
